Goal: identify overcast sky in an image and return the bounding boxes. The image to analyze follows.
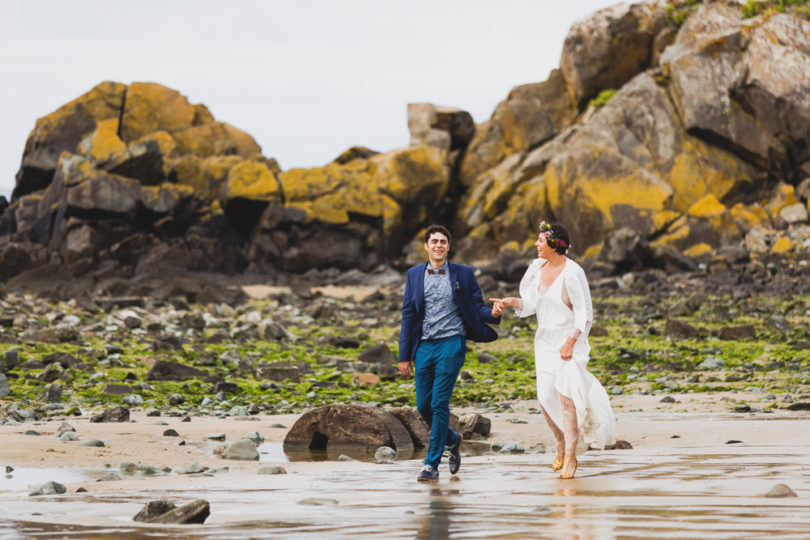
[0,0,620,200]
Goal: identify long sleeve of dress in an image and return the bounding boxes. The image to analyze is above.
[515,259,543,318]
[564,264,593,338]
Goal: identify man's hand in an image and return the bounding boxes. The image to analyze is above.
[490,299,504,318]
[398,360,414,376]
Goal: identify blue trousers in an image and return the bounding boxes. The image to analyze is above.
[414,335,465,468]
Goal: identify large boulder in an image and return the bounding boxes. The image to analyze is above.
[283,404,415,459]
[663,5,810,180]
[560,2,666,108]
[459,70,575,187]
[14,82,126,199]
[455,70,760,258]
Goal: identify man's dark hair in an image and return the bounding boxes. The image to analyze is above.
[424,224,452,245]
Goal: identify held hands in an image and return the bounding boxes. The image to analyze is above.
[488,297,519,318]
[490,299,505,318]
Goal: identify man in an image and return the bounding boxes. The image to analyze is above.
[399,224,503,481]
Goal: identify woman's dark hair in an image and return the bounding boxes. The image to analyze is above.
[424,224,452,245]
[539,220,570,255]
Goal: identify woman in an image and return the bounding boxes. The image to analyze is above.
[490,221,615,479]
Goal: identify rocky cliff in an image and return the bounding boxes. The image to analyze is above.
[1,0,808,285]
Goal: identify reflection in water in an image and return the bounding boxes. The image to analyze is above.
[418,487,459,540]
[553,488,580,540]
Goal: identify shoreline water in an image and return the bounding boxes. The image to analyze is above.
[1,396,809,538]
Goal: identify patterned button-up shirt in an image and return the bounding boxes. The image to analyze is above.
[421,261,465,340]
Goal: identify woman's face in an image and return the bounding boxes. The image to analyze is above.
[535,233,554,259]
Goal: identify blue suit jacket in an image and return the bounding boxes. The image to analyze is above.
[398,261,500,363]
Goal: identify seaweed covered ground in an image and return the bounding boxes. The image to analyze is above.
[1,273,808,420]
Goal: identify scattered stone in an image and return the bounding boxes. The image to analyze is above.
[697,356,725,370]
[90,406,130,423]
[725,440,742,444]
[163,429,180,437]
[145,360,208,382]
[58,431,79,441]
[337,455,355,461]
[133,500,177,522]
[174,463,205,474]
[375,446,397,463]
[764,484,798,498]
[29,481,66,496]
[610,387,623,395]
[96,472,121,482]
[40,383,63,402]
[255,362,301,383]
[24,430,41,436]
[143,499,210,524]
[222,439,259,461]
[81,440,106,447]
[205,433,226,441]
[605,440,633,450]
[269,423,286,429]
[167,393,185,406]
[733,404,751,413]
[459,413,491,437]
[0,373,11,398]
[659,396,676,403]
[241,431,264,445]
[477,352,496,364]
[258,466,287,475]
[75,487,87,493]
[123,394,144,406]
[717,325,756,340]
[786,402,810,411]
[665,319,700,339]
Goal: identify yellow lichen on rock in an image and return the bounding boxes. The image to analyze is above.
[172,155,242,200]
[666,144,750,212]
[544,149,673,232]
[381,193,402,234]
[770,236,794,255]
[767,183,799,217]
[373,146,448,203]
[279,159,383,224]
[688,193,726,218]
[582,241,603,260]
[684,242,713,257]
[729,202,767,229]
[140,183,195,213]
[173,122,261,158]
[81,118,126,163]
[32,82,126,146]
[225,161,280,202]
[132,130,177,158]
[120,82,196,142]
[650,216,689,249]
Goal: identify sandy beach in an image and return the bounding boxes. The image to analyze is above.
[2,392,809,539]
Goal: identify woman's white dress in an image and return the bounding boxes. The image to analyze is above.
[516,257,616,454]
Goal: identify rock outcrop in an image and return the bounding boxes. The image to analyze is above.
[1,1,808,281]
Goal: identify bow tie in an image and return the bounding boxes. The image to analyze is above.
[427,269,445,274]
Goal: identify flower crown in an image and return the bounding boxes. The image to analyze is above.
[539,220,567,249]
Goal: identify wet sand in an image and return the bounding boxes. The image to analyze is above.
[1,394,809,539]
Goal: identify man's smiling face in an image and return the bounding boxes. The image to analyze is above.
[424,232,449,266]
